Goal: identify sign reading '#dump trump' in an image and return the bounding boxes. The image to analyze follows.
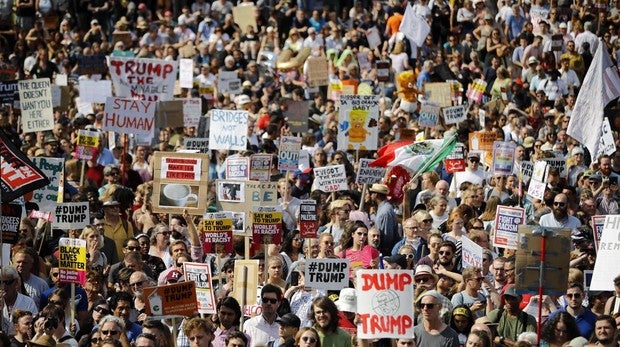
[305,259,350,290]
[107,57,177,101]
[103,97,156,136]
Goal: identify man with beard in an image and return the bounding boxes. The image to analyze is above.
[434,241,463,283]
[548,283,597,339]
[492,257,508,292]
[414,290,459,347]
[415,265,453,323]
[309,296,351,346]
[128,271,151,325]
[243,284,281,347]
[539,193,582,228]
[367,227,381,251]
[213,297,246,347]
[597,155,620,185]
[589,315,618,347]
[485,285,536,346]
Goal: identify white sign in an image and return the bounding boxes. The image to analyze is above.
[305,258,350,290]
[183,262,217,314]
[596,118,616,160]
[103,97,156,136]
[218,71,241,95]
[208,109,248,151]
[493,206,525,249]
[590,215,620,291]
[79,80,112,103]
[278,137,302,171]
[356,158,386,185]
[442,105,466,125]
[520,161,534,184]
[313,165,347,192]
[179,59,194,89]
[183,98,202,128]
[338,95,379,150]
[18,78,54,132]
[184,137,209,153]
[53,202,89,229]
[107,56,178,101]
[462,235,483,268]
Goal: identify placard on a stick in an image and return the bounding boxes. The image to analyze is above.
[217,180,278,235]
[201,212,233,253]
[152,152,210,215]
[183,262,217,314]
[58,238,87,285]
[144,282,198,316]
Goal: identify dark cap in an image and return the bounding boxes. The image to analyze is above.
[276,313,301,328]
[384,254,408,269]
[502,284,521,298]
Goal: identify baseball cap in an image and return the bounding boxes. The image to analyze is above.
[276,313,301,328]
[165,270,183,283]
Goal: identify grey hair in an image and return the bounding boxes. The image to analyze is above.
[98,314,126,331]
[0,266,18,280]
[103,164,119,176]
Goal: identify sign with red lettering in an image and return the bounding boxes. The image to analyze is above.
[313,165,347,192]
[252,206,282,244]
[201,212,233,253]
[356,270,414,339]
[107,57,178,101]
[75,130,99,160]
[103,97,156,136]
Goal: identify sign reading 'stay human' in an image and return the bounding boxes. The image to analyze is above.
[103,97,156,137]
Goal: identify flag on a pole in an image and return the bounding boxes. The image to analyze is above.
[567,39,620,159]
[371,135,457,173]
[369,140,414,168]
[399,3,431,47]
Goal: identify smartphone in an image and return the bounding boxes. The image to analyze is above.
[291,271,299,286]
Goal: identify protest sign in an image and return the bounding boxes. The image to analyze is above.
[75,130,100,160]
[527,180,546,200]
[365,27,381,49]
[305,259,350,290]
[376,60,390,82]
[515,225,570,295]
[356,158,386,185]
[542,158,567,178]
[233,260,259,307]
[152,152,210,215]
[0,132,50,203]
[209,109,248,151]
[183,98,202,128]
[155,100,184,128]
[179,59,194,88]
[103,97,156,136]
[232,5,257,33]
[466,79,487,103]
[232,212,245,234]
[0,81,17,104]
[201,212,233,254]
[299,199,318,238]
[283,100,309,133]
[527,161,548,200]
[314,165,347,192]
[596,118,616,160]
[144,282,198,316]
[462,236,483,269]
[356,270,414,338]
[18,78,54,132]
[592,215,606,251]
[469,131,496,152]
[442,105,466,125]
[591,215,620,290]
[418,104,440,128]
[278,136,302,171]
[77,54,107,75]
[492,141,516,175]
[107,57,178,101]
[226,157,250,180]
[58,238,87,285]
[520,161,534,184]
[30,210,53,221]
[53,202,89,230]
[444,143,466,173]
[217,181,245,202]
[252,206,283,244]
[217,181,277,225]
[306,57,329,87]
[338,95,379,150]
[218,71,241,95]
[493,206,525,250]
[183,137,209,153]
[79,80,112,103]
[183,262,217,314]
[250,154,272,182]
[424,83,452,107]
[0,203,21,244]
[30,157,64,211]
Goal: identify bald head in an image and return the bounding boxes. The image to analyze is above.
[435,180,450,196]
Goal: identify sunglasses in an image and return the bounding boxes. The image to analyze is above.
[91,337,101,344]
[94,306,110,315]
[101,330,120,336]
[51,272,59,277]
[415,276,431,283]
[402,254,414,259]
[417,303,436,309]
[566,293,582,299]
[553,202,566,207]
[356,232,368,236]
[301,336,317,343]
[130,280,146,288]
[439,251,453,256]
[127,246,139,251]
[159,231,171,236]
[422,218,433,223]
[262,298,278,304]
[2,279,15,285]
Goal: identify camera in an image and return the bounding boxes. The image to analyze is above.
[44,317,58,330]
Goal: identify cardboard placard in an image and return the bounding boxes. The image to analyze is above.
[493,206,525,250]
[338,95,379,150]
[152,152,210,215]
[376,61,390,83]
[208,109,248,151]
[305,258,350,290]
[418,104,440,128]
[226,157,250,180]
[217,181,245,202]
[179,59,194,89]
[283,100,309,134]
[356,158,386,185]
[461,235,483,269]
[183,262,217,314]
[251,206,283,244]
[232,5,257,34]
[184,137,210,153]
[0,203,21,244]
[19,78,54,132]
[144,282,198,316]
[278,136,302,171]
[107,56,178,101]
[468,131,496,152]
[365,27,381,50]
[103,97,156,136]
[306,57,329,87]
[217,181,277,227]
[249,154,272,182]
[53,202,89,230]
[0,81,17,104]
[314,164,348,192]
[299,199,318,238]
[424,82,452,107]
[58,238,87,285]
[75,129,100,160]
[356,270,414,339]
[442,105,466,125]
[77,54,107,75]
[29,157,64,211]
[200,212,233,254]
[155,100,184,129]
[590,215,620,291]
[232,260,259,307]
[492,141,516,176]
[515,225,570,295]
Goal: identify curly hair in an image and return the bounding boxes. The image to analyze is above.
[308,297,340,333]
[540,311,579,343]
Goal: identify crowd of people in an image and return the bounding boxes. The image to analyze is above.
[0,0,619,346]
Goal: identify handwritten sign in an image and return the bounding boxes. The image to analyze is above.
[209,109,248,151]
[305,259,350,290]
[356,158,386,185]
[183,98,202,128]
[144,282,198,316]
[418,104,440,128]
[103,97,155,136]
[492,141,516,175]
[58,238,87,285]
[314,164,347,192]
[493,205,525,250]
[278,136,302,171]
[306,57,329,87]
[356,270,414,339]
[252,206,282,244]
[442,105,466,125]
[201,212,233,254]
[19,78,54,132]
[183,262,217,314]
[226,157,250,180]
[53,202,89,230]
[590,216,620,291]
[338,95,379,150]
[107,57,177,101]
[179,59,194,88]
[462,236,483,269]
[30,157,64,211]
[520,161,534,184]
[250,154,272,182]
[424,83,452,107]
[542,158,568,178]
[299,200,318,238]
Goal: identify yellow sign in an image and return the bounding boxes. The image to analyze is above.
[58,238,87,285]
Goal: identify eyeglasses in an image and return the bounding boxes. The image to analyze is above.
[417,303,436,309]
[127,246,139,251]
[566,293,582,299]
[94,306,110,315]
[51,272,59,277]
[439,251,453,256]
[108,172,120,176]
[301,336,317,343]
[159,231,171,236]
[101,330,120,336]
[415,276,431,283]
[262,297,278,304]
[402,254,414,259]
[2,279,15,285]
[553,202,566,207]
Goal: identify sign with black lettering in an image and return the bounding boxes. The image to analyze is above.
[314,164,347,192]
[53,202,89,229]
[184,137,209,153]
[252,206,282,244]
[201,212,233,253]
[305,259,350,290]
[183,262,217,314]
[58,238,87,285]
[356,158,386,185]
[18,78,54,132]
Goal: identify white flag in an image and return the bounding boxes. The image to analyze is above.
[567,39,620,160]
[399,4,430,47]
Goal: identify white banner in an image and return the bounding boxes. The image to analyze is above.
[107,57,178,101]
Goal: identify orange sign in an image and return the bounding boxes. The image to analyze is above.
[468,132,496,152]
[143,282,198,317]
